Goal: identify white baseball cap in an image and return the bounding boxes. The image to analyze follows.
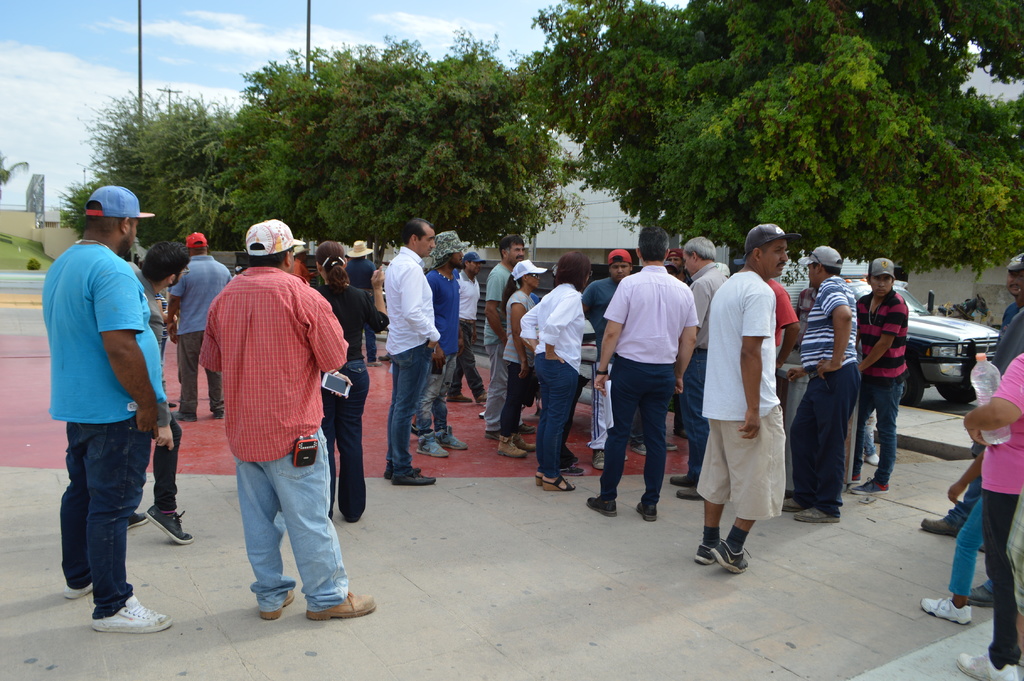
[245,219,306,256]
[512,260,546,280]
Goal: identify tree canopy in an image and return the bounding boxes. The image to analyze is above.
[0,152,30,203]
[224,36,579,254]
[528,0,1024,272]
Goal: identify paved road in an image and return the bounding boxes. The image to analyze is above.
[916,386,975,416]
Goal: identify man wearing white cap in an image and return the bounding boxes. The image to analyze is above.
[785,246,860,523]
[201,219,375,620]
[44,186,173,632]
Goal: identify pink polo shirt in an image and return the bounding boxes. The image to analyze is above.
[983,353,1024,495]
[604,265,698,364]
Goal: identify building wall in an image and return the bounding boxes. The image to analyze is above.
[0,209,78,260]
[0,211,36,239]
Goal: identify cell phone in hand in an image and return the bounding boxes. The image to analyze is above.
[321,372,352,397]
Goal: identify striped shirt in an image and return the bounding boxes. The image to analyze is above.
[857,290,908,385]
[799,276,858,371]
[200,266,348,462]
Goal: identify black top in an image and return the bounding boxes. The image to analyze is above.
[317,284,389,363]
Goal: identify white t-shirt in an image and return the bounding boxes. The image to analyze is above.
[702,271,779,420]
[457,272,480,320]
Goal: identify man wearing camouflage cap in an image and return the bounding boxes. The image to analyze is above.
[415,230,471,457]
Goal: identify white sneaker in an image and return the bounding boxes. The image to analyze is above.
[956,653,1019,680]
[865,452,880,465]
[921,597,972,624]
[64,583,93,600]
[91,596,172,633]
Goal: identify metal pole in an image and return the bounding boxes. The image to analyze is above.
[138,0,143,117]
[306,0,311,76]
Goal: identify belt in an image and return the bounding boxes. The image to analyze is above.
[460,319,476,323]
[693,347,708,353]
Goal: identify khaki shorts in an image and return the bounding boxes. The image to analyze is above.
[696,405,786,521]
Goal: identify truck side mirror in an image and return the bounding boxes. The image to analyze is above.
[927,290,935,313]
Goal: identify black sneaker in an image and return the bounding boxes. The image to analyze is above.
[171,411,197,422]
[128,513,149,529]
[392,471,437,486]
[968,584,994,608]
[694,544,715,565]
[586,497,617,517]
[146,505,194,545]
[560,464,585,476]
[212,411,225,420]
[669,474,698,488]
[384,467,420,480]
[710,540,748,574]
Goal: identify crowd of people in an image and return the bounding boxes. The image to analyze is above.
[42,186,1024,680]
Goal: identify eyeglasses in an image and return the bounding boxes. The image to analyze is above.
[179,267,189,276]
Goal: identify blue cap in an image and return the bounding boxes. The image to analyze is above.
[85,186,154,219]
[463,251,484,263]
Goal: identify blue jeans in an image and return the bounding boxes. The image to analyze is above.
[947,473,984,528]
[599,357,676,505]
[535,354,579,478]
[61,417,151,619]
[386,343,432,477]
[416,352,457,436]
[234,430,350,613]
[678,350,708,479]
[790,363,861,517]
[322,360,370,521]
[949,497,984,596]
[363,324,377,362]
[853,380,903,484]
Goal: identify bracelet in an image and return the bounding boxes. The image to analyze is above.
[596,369,608,375]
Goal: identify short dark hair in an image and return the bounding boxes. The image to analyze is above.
[638,226,669,262]
[499,234,525,256]
[248,251,289,268]
[554,251,591,291]
[84,200,130,234]
[141,241,190,282]
[402,218,433,244]
[823,264,842,276]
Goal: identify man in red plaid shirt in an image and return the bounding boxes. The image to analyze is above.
[201,219,375,621]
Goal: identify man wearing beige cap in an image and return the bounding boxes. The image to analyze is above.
[201,219,375,620]
[785,246,860,523]
[345,240,382,366]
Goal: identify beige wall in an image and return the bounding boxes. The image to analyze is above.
[0,209,79,261]
[910,266,1010,327]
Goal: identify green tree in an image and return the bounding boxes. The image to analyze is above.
[86,95,237,248]
[0,152,30,203]
[225,36,579,253]
[529,0,1024,272]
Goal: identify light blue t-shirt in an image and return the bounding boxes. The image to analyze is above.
[44,244,166,423]
[168,254,231,334]
[581,277,619,355]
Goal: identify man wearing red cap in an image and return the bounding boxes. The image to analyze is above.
[167,232,231,421]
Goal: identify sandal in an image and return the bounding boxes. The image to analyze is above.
[542,475,576,492]
[535,473,543,487]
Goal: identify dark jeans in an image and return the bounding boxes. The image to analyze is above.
[61,417,151,619]
[499,361,532,437]
[322,360,370,521]
[853,380,904,484]
[558,372,590,468]
[790,362,860,517]
[678,349,708,479]
[176,330,223,416]
[599,356,676,506]
[386,343,432,477]
[535,355,579,478]
[449,320,485,398]
[982,489,1022,669]
[363,324,377,362]
[152,416,182,512]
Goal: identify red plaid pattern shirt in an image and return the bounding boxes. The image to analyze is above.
[200,266,348,462]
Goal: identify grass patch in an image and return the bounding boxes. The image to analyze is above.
[0,233,54,271]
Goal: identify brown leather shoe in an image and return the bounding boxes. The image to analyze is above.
[447,394,472,403]
[474,393,487,404]
[259,590,295,620]
[512,434,536,452]
[306,593,376,620]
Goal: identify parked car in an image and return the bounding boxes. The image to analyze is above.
[846,281,998,406]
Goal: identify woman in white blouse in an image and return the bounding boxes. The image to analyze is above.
[521,252,591,491]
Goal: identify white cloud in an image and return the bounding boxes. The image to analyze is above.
[99,12,363,59]
[158,56,194,66]
[0,41,238,208]
[370,12,497,45]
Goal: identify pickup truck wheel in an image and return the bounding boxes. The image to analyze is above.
[935,383,977,404]
[900,364,925,407]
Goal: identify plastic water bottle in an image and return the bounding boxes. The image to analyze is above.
[970,353,1012,445]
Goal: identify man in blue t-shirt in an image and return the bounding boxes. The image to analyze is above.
[415,231,471,456]
[345,240,381,365]
[43,186,172,633]
[785,246,860,523]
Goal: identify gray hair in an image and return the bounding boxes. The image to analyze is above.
[682,236,716,261]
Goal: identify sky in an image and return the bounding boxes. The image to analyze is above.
[0,0,568,210]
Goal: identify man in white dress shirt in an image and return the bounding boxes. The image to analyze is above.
[383,218,440,486]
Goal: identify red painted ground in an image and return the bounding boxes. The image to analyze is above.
[1,334,689,479]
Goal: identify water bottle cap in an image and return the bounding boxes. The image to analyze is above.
[976,353,987,361]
